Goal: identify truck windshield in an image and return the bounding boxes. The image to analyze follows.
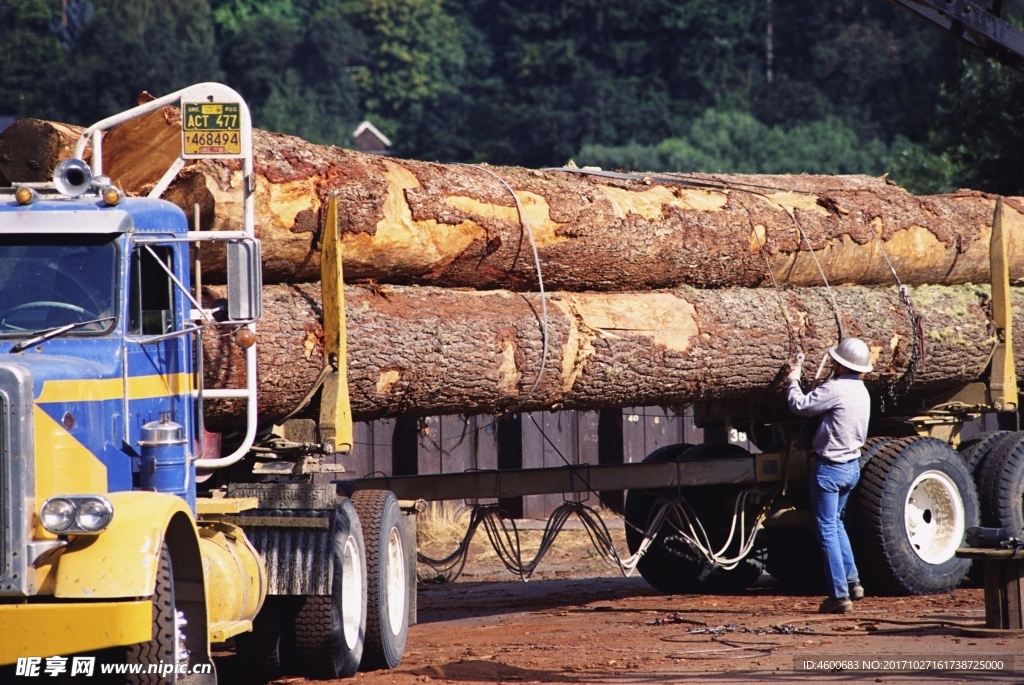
[0,235,117,337]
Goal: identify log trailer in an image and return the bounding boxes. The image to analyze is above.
[3,4,1024,680]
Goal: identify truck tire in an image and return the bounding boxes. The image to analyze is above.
[766,437,891,592]
[849,437,978,595]
[352,490,409,671]
[327,497,368,679]
[959,430,1012,477]
[625,442,759,594]
[234,596,292,683]
[127,543,184,685]
[978,431,1024,537]
[292,596,337,679]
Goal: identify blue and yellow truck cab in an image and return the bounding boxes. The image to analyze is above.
[0,84,406,685]
[0,85,271,684]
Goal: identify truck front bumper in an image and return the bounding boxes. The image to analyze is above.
[0,600,152,665]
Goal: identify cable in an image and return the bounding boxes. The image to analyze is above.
[544,165,849,342]
[745,206,801,356]
[456,164,549,415]
[787,211,845,341]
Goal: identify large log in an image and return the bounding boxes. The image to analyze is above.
[202,282,1010,427]
[6,117,1024,291]
[0,109,178,191]
[173,135,1024,290]
[0,119,87,185]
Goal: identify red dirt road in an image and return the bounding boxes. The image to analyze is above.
[219,522,1024,684]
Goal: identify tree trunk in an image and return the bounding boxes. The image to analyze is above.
[173,134,1024,290]
[202,282,1007,428]
[0,109,181,191]
[0,119,87,185]
[7,118,1023,291]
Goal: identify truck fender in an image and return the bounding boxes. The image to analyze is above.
[54,491,202,600]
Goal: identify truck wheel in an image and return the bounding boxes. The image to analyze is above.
[978,431,1024,537]
[625,443,758,594]
[849,437,978,595]
[234,596,292,683]
[959,430,1012,477]
[333,498,368,677]
[127,543,185,685]
[292,596,337,679]
[352,490,409,670]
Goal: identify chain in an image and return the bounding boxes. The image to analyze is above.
[867,227,925,412]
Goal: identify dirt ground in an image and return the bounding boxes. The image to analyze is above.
[220,515,1024,685]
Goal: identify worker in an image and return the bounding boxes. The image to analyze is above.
[786,338,872,614]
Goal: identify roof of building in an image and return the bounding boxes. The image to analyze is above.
[352,121,392,148]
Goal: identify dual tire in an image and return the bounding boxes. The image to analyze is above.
[235,491,409,681]
[848,437,978,595]
[976,431,1024,538]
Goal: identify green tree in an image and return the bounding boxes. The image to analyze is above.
[576,109,952,194]
[0,0,68,118]
[933,59,1024,195]
[220,7,363,145]
[59,0,222,124]
[338,0,467,153]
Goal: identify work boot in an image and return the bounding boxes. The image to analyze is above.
[850,583,864,601]
[818,596,853,614]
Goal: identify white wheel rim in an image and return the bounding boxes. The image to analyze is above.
[386,525,406,637]
[904,470,965,565]
[342,535,363,648]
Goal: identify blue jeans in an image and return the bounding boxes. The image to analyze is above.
[810,458,861,599]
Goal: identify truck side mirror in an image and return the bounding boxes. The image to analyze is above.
[226,239,262,321]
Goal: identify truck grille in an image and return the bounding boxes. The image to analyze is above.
[0,364,33,596]
[0,392,6,581]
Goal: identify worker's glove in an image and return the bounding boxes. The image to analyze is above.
[786,353,805,383]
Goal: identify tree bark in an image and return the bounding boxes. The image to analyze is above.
[167,130,1024,289]
[202,282,1009,428]
[0,119,87,185]
[7,117,1024,291]
[0,109,181,190]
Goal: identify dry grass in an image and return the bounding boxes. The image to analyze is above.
[416,501,628,566]
[417,500,472,548]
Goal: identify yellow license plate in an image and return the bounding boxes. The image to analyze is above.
[182,102,242,156]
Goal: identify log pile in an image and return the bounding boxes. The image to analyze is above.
[1,114,1017,426]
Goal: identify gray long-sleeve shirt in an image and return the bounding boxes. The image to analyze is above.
[787,375,870,463]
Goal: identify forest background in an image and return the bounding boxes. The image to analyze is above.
[3,0,1024,195]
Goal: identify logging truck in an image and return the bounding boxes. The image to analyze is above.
[5,21,1024,678]
[0,84,413,683]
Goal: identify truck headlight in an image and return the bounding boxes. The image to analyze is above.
[76,498,114,531]
[40,498,75,532]
[40,496,114,534]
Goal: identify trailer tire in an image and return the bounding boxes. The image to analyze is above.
[126,543,183,684]
[959,430,1013,477]
[849,437,978,595]
[625,443,758,594]
[978,431,1024,537]
[352,490,409,671]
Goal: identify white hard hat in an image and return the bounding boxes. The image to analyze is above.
[829,337,873,373]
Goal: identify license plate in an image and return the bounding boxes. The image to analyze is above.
[182,102,242,157]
